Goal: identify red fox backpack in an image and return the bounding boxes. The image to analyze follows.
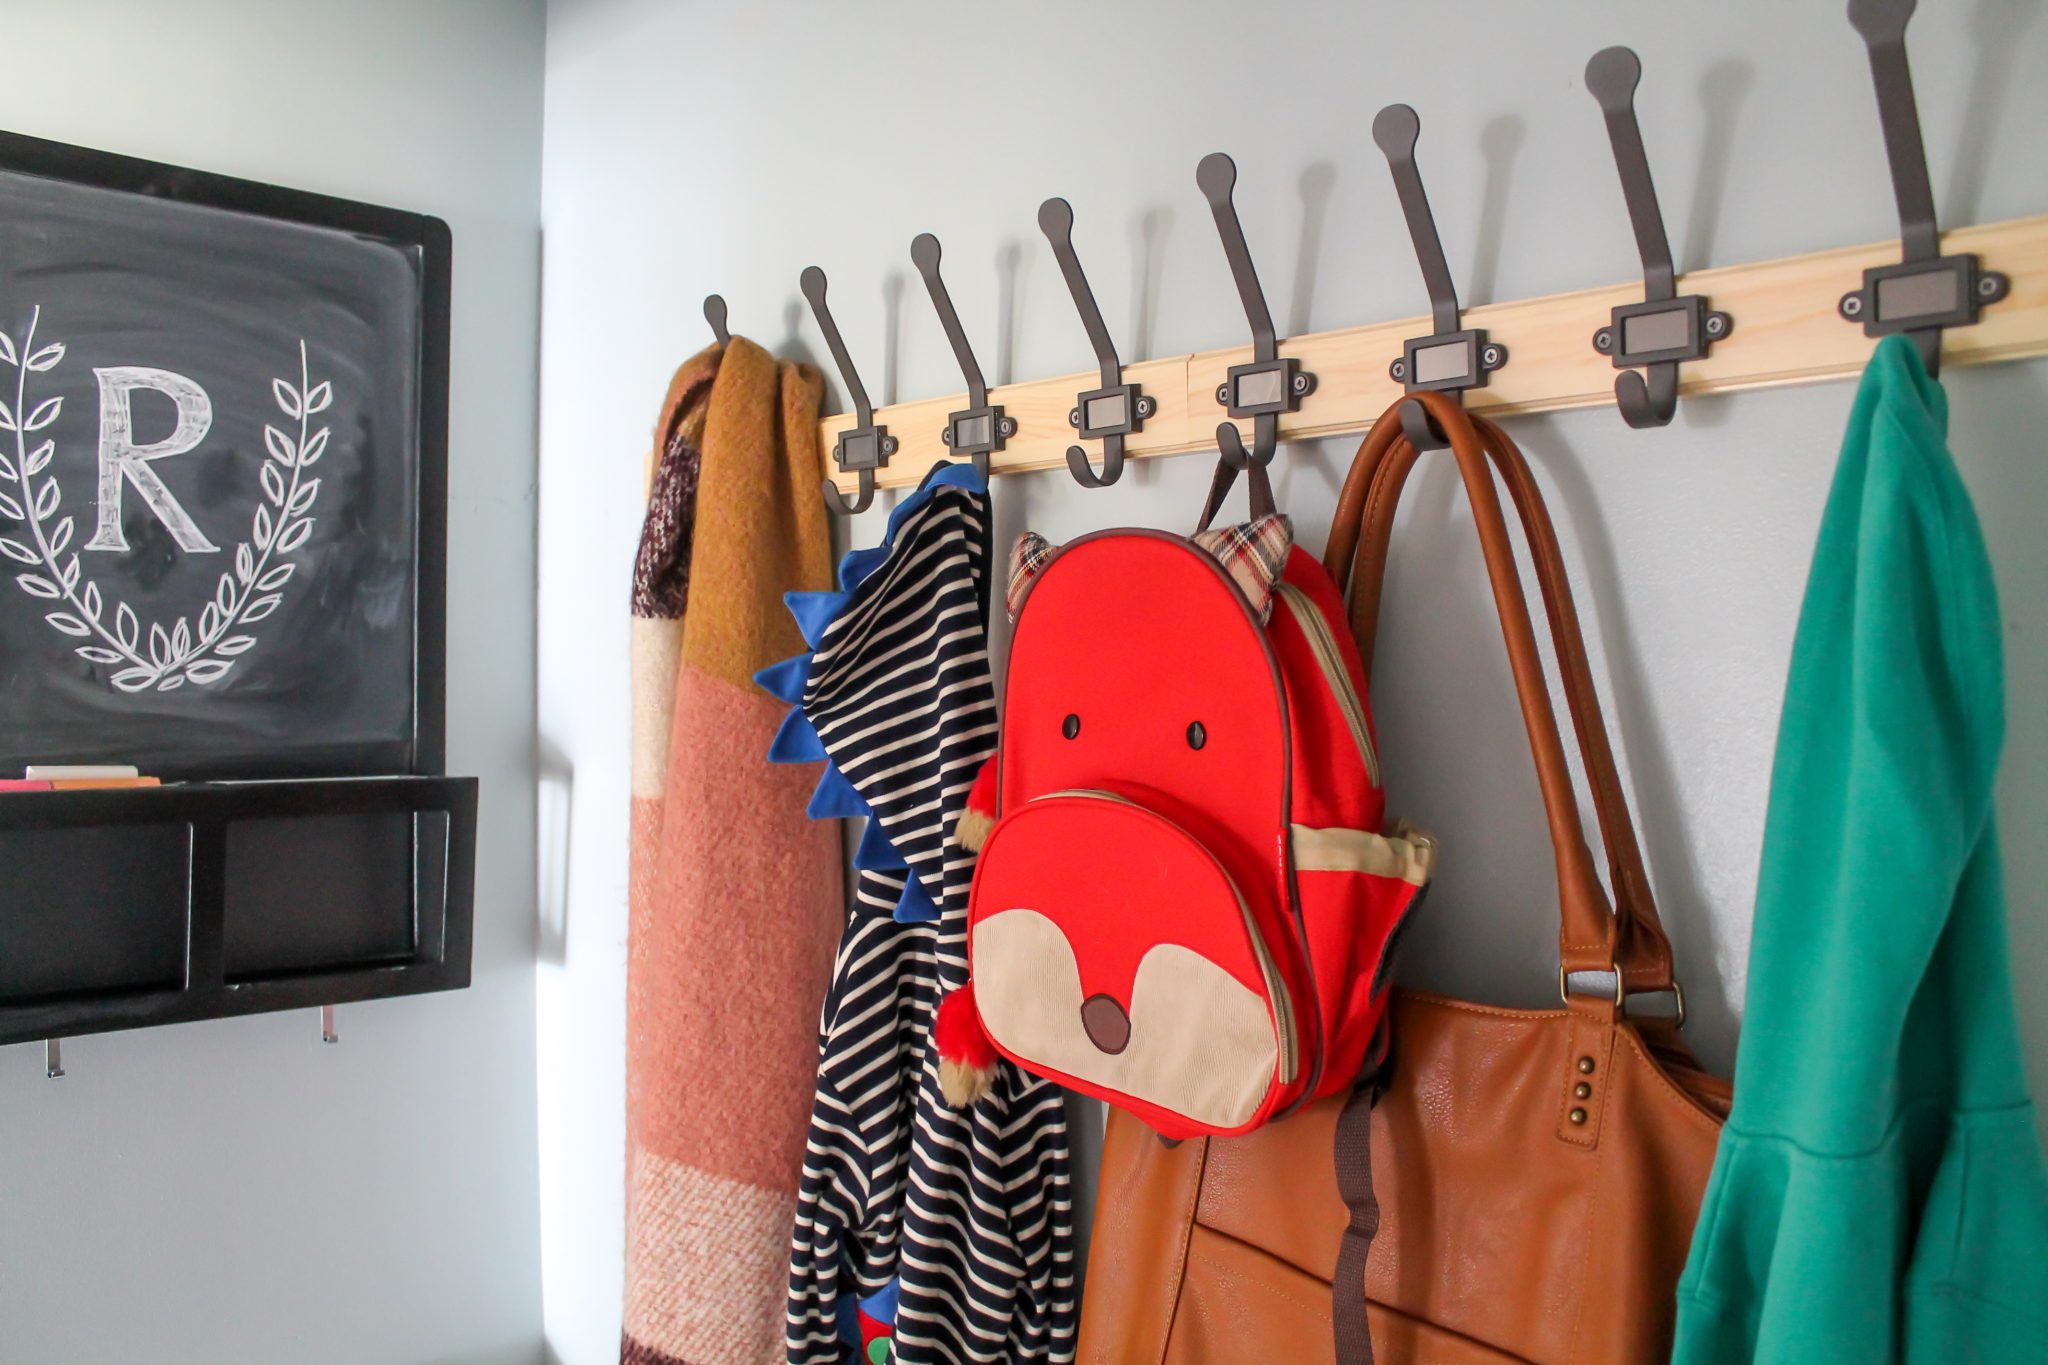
[935,461,1435,1141]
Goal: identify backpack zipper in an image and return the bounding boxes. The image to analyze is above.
[1275,584,1380,787]
[1037,788,1298,1085]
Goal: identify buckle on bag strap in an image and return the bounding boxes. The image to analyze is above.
[1626,980,1687,1027]
[1559,964,1687,1027]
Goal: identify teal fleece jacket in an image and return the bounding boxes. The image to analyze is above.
[1672,336,2048,1362]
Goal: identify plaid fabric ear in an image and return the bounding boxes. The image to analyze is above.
[1192,513,1293,620]
[1007,531,1055,620]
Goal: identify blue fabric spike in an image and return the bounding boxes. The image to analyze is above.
[893,872,939,924]
[838,541,890,592]
[806,763,869,820]
[853,818,908,872]
[767,706,827,764]
[752,652,813,705]
[784,590,847,649]
[860,1279,901,1326]
[765,460,997,804]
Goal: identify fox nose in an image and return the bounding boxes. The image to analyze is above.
[1080,993,1131,1054]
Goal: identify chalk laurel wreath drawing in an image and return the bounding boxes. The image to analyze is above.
[0,306,329,692]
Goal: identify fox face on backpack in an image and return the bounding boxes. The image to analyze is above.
[936,511,1434,1140]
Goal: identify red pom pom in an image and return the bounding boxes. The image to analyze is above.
[935,981,998,1069]
[934,982,999,1106]
[954,757,1000,853]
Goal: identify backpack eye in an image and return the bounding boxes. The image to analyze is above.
[1062,713,1080,740]
[1186,721,1207,750]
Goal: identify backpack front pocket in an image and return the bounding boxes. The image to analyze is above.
[969,789,1295,1135]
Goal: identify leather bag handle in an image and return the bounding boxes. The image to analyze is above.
[1323,394,1674,995]
[1468,414,1674,996]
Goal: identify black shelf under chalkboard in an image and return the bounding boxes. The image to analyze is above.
[0,778,476,1046]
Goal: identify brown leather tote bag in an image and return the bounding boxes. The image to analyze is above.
[1077,393,1731,1365]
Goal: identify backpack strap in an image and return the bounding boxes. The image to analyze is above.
[1195,450,1277,531]
[1331,1017,1391,1365]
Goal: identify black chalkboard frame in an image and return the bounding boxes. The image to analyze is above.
[0,127,452,778]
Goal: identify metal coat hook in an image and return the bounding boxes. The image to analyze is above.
[1039,197,1155,488]
[45,1038,63,1079]
[1838,0,2007,377]
[803,266,897,515]
[1585,47,1732,429]
[1196,153,1315,472]
[911,233,1015,477]
[704,294,730,348]
[1372,104,1507,452]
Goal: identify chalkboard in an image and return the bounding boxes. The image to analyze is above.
[0,131,449,779]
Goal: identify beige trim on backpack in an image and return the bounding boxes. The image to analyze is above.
[1291,822,1437,885]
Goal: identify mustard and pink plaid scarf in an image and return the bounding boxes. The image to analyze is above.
[624,338,843,1365]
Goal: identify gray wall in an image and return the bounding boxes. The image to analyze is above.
[538,0,2048,1359]
[0,4,547,1363]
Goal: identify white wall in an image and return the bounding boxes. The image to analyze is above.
[539,1,2048,1359]
[0,4,547,1363]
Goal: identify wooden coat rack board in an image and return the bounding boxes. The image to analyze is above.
[822,213,2048,496]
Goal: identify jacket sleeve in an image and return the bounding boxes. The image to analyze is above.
[786,902,923,1364]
